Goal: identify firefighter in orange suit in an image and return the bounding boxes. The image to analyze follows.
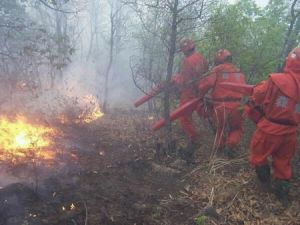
[249,47,300,205]
[198,49,246,157]
[172,38,208,140]
[171,38,208,161]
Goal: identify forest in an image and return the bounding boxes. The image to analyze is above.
[0,0,300,224]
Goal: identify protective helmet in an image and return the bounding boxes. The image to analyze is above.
[214,49,232,65]
[180,38,196,52]
[284,47,300,72]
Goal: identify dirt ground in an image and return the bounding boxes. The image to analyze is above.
[1,110,300,225]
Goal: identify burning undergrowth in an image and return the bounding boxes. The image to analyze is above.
[0,114,89,225]
[0,115,57,162]
[55,94,104,125]
[0,72,104,188]
[0,113,81,166]
[0,64,107,224]
[0,113,81,194]
[0,62,104,127]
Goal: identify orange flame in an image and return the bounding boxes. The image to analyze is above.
[0,116,56,161]
[78,95,104,123]
[58,95,104,124]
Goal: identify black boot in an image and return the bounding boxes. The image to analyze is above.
[255,165,271,192]
[273,179,290,207]
[255,165,271,183]
[223,147,236,159]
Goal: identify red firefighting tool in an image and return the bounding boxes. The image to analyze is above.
[219,82,254,96]
[219,82,266,123]
[134,82,168,107]
[133,73,207,108]
[151,82,254,131]
[151,97,201,131]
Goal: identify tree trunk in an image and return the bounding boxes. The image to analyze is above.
[103,8,115,113]
[277,0,300,71]
[164,0,179,150]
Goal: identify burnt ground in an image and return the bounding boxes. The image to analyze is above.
[1,110,300,225]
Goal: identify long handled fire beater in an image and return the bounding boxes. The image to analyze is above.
[133,73,210,131]
[134,80,187,108]
[219,82,254,95]
[225,82,270,122]
[149,82,255,131]
[134,82,169,107]
[217,82,267,124]
[134,80,200,130]
[152,97,201,130]
[134,71,211,108]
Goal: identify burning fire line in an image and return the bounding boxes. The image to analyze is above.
[58,95,104,124]
[78,95,104,123]
[0,116,56,161]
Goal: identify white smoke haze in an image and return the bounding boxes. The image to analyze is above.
[0,0,142,191]
[0,57,138,119]
[0,171,22,188]
[228,0,269,7]
[0,0,139,119]
[106,52,142,109]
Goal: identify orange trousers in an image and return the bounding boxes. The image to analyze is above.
[213,105,244,149]
[179,99,199,140]
[250,129,297,179]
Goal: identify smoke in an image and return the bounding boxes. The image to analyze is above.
[106,52,141,109]
[0,58,139,119]
[0,171,22,188]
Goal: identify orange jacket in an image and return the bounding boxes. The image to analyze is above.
[252,72,300,135]
[179,52,208,102]
[198,63,246,108]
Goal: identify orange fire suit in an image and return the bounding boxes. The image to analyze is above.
[198,63,246,149]
[174,51,208,140]
[250,70,300,180]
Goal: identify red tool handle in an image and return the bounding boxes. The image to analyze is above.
[134,83,166,107]
[220,82,254,96]
[152,98,201,131]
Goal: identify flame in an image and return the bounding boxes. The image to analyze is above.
[58,95,104,124]
[78,95,104,123]
[0,116,56,161]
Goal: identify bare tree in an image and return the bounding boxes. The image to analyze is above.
[277,0,300,71]
[102,0,128,112]
[127,0,213,145]
[40,0,80,87]
[129,3,166,113]
[86,0,101,60]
